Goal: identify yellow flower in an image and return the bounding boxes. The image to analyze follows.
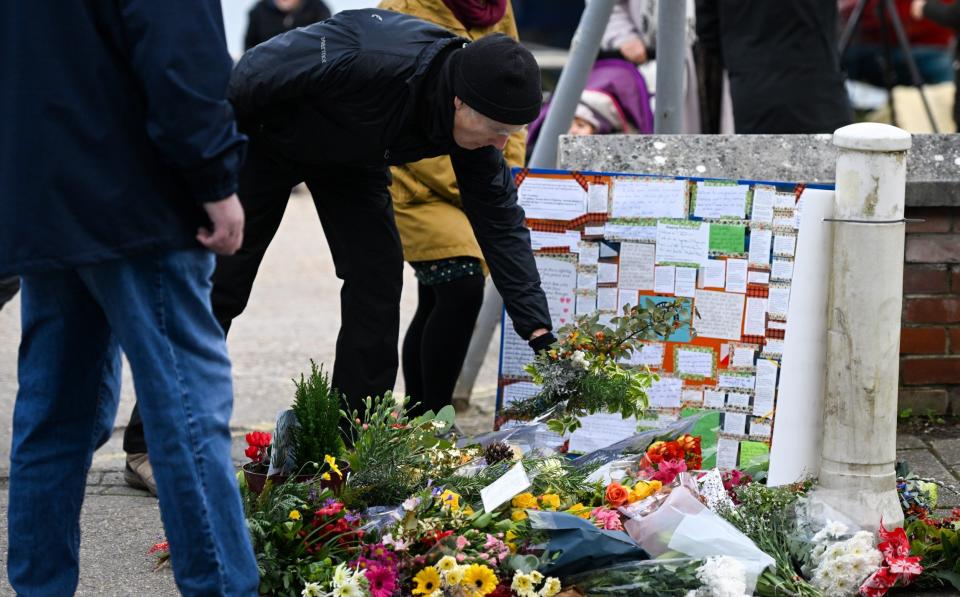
[565,503,591,519]
[413,566,441,595]
[511,572,535,593]
[463,505,475,516]
[321,472,331,481]
[463,564,498,596]
[627,480,662,504]
[324,454,342,478]
[443,565,465,586]
[439,489,461,511]
[437,555,458,573]
[539,494,561,510]
[511,509,528,521]
[288,509,301,521]
[511,492,539,510]
[540,577,562,597]
[529,570,543,583]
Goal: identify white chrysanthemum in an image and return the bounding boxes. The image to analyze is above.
[823,520,848,538]
[540,577,562,597]
[529,570,544,583]
[332,563,350,587]
[333,580,362,597]
[301,582,323,597]
[443,565,465,587]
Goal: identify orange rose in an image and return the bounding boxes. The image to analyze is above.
[605,482,629,508]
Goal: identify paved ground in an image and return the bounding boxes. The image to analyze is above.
[0,194,957,595]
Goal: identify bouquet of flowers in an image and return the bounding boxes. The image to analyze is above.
[637,434,703,484]
[800,520,883,596]
[502,300,692,436]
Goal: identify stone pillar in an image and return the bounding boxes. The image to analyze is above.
[814,123,911,530]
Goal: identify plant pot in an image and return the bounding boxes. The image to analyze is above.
[241,462,348,495]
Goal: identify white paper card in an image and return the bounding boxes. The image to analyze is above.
[603,223,658,242]
[622,342,666,368]
[676,348,714,378]
[578,242,600,266]
[693,289,745,340]
[719,373,756,391]
[597,287,618,311]
[585,226,605,237]
[726,392,750,410]
[656,221,710,266]
[502,382,542,407]
[717,438,741,470]
[751,187,776,224]
[773,235,796,257]
[654,265,676,294]
[763,338,785,355]
[536,255,577,329]
[618,242,656,290]
[704,390,726,409]
[725,258,748,294]
[694,182,749,219]
[577,269,597,290]
[748,229,772,267]
[501,315,535,377]
[682,388,704,405]
[767,286,791,317]
[747,271,770,285]
[648,376,683,408]
[598,262,619,284]
[618,288,638,313]
[753,358,778,416]
[575,292,596,315]
[530,230,581,252]
[588,183,609,213]
[723,413,748,435]
[674,267,698,298]
[771,259,794,281]
[750,419,772,438]
[568,413,640,453]
[480,461,531,513]
[611,179,687,219]
[518,178,586,220]
[731,346,756,369]
[743,297,768,337]
[701,259,726,289]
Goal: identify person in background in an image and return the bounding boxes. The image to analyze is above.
[245,0,331,50]
[911,0,960,128]
[0,276,17,312]
[696,0,853,133]
[0,0,259,593]
[600,0,702,133]
[377,0,526,416]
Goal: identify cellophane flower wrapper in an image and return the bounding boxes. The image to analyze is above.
[461,404,567,455]
[621,483,772,594]
[564,557,703,595]
[789,495,865,575]
[526,510,650,578]
[570,414,705,470]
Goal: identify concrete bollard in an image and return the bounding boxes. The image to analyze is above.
[813,123,911,530]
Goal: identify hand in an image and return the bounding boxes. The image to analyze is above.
[620,37,648,64]
[197,194,245,255]
[528,329,556,354]
[910,0,926,20]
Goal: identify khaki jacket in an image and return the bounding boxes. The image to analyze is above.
[377,0,526,270]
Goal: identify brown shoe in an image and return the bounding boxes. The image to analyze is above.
[124,452,158,496]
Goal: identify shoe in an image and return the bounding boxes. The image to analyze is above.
[124,452,158,496]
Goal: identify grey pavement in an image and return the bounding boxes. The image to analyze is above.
[0,194,957,595]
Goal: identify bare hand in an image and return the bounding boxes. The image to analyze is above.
[620,38,648,64]
[910,0,926,20]
[197,194,244,255]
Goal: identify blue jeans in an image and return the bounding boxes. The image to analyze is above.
[7,249,258,596]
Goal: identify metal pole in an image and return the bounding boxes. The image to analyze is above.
[452,0,616,410]
[654,0,686,133]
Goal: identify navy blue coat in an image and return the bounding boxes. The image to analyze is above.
[0,0,246,276]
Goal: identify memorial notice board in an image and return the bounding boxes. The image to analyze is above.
[496,168,831,470]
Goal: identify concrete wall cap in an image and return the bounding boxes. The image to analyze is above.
[833,123,912,152]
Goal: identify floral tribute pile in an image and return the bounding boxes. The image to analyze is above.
[147,312,959,596]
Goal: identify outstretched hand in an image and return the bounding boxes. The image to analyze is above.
[197,194,245,255]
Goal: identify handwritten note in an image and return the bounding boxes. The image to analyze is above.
[704,390,726,409]
[575,291,596,315]
[597,287,618,312]
[749,418,772,438]
[648,376,683,408]
[767,285,791,317]
[771,259,794,281]
[501,315,535,377]
[618,242,655,290]
[656,221,710,266]
[598,262,619,284]
[723,413,748,435]
[568,413,640,453]
[618,288,638,313]
[603,222,657,242]
[695,182,749,219]
[753,358,778,416]
[577,268,597,290]
[611,178,687,218]
[682,388,704,406]
[587,183,609,213]
[725,258,748,293]
[748,229,772,267]
[731,345,756,368]
[719,373,756,391]
[726,392,751,410]
[481,461,531,513]
[674,267,697,298]
[773,234,796,257]
[518,177,586,220]
[536,255,577,328]
[743,297,768,337]
[654,265,676,294]
[709,224,746,254]
[717,438,740,470]
[763,339,785,355]
[676,347,715,378]
[530,230,582,252]
[622,342,665,368]
[751,186,776,223]
[747,271,770,285]
[502,381,542,407]
[701,259,726,289]
[578,241,600,265]
[694,289,745,340]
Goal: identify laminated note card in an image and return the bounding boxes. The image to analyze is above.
[694,182,749,219]
[694,289,745,340]
[675,346,716,380]
[611,178,687,219]
[725,258,748,294]
[502,381,541,407]
[751,186,776,224]
[656,221,710,267]
[535,255,577,328]
[701,259,726,289]
[648,376,683,408]
[481,461,531,513]
[674,267,698,298]
[618,242,656,290]
[653,265,676,294]
[518,177,586,220]
[588,183,609,213]
[748,229,772,267]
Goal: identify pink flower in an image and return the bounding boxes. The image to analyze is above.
[364,564,397,597]
[456,553,466,562]
[590,507,623,531]
[455,535,470,550]
[651,458,687,484]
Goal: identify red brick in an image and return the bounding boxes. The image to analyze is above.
[901,357,960,385]
[953,266,960,292]
[906,208,953,233]
[900,327,946,354]
[904,298,960,323]
[903,264,950,294]
[951,328,960,353]
[906,234,960,263]
[898,388,949,414]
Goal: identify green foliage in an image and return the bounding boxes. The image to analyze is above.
[907,518,960,591]
[566,559,703,595]
[291,361,344,468]
[505,299,691,435]
[341,392,457,508]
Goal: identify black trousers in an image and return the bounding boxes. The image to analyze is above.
[0,276,19,312]
[124,140,403,453]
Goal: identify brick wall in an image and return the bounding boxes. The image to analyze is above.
[900,206,960,415]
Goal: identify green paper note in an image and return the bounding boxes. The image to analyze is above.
[709,224,746,254]
[738,440,769,472]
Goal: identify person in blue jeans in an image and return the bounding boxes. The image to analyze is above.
[0,1,259,595]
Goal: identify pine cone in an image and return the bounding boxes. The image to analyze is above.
[484,441,514,466]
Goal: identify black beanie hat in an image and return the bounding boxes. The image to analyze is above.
[454,33,542,126]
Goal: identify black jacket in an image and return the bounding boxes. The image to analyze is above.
[229,9,551,339]
[696,0,853,133]
[244,0,332,50]
[0,0,245,276]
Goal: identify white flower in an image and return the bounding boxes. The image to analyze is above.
[570,350,589,369]
[332,563,351,587]
[333,580,362,597]
[443,565,465,587]
[695,556,749,597]
[402,496,421,511]
[540,577,562,597]
[823,520,848,538]
[301,582,323,597]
